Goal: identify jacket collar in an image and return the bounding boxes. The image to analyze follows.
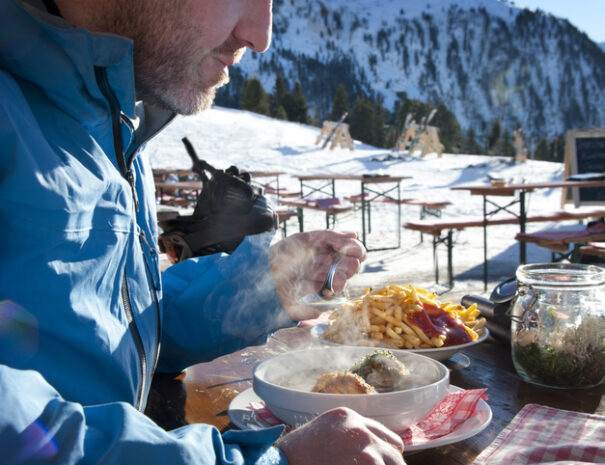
[2,0,175,151]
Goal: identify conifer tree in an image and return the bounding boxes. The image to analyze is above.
[329,84,349,121]
[496,130,515,157]
[240,77,270,116]
[486,120,501,154]
[288,82,309,124]
[464,127,483,154]
[372,96,386,148]
[431,103,463,153]
[533,137,550,161]
[349,97,375,146]
[270,74,289,118]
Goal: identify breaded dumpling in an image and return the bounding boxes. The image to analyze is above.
[311,371,376,394]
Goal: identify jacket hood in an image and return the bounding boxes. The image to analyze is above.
[0,0,137,121]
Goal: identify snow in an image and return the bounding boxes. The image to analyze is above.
[146,106,587,300]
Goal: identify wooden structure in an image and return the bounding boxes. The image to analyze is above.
[513,129,528,163]
[315,120,354,151]
[394,122,444,157]
[146,325,605,465]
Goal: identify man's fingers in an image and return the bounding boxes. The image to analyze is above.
[366,423,405,454]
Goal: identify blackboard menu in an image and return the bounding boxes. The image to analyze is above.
[573,136,605,204]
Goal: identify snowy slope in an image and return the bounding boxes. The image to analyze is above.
[218,0,605,144]
[147,106,573,293]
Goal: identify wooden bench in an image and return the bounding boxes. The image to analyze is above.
[279,197,354,231]
[579,242,605,260]
[404,208,605,288]
[515,221,605,261]
[274,207,298,237]
[344,193,451,241]
[263,185,300,198]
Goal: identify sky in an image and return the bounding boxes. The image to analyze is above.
[510,0,605,43]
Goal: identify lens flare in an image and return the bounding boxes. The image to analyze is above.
[15,420,59,461]
[0,300,39,365]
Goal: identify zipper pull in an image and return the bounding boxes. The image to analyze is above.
[138,229,156,255]
[127,170,140,212]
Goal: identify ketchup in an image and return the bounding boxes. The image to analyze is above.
[408,303,471,346]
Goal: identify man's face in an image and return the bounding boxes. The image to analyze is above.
[110,0,272,115]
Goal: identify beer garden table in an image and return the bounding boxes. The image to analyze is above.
[146,325,605,465]
[451,179,605,288]
[294,174,413,250]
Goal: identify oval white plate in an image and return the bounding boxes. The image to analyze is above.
[227,386,492,454]
[309,324,490,361]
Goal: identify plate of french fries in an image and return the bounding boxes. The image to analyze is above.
[311,284,489,361]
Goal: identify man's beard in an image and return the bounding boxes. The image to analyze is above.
[107,1,238,115]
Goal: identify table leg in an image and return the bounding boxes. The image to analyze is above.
[397,183,401,248]
[296,207,304,232]
[483,196,488,291]
[361,183,367,246]
[519,191,527,264]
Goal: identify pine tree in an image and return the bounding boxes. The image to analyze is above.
[270,74,289,118]
[431,103,463,153]
[533,138,550,161]
[240,77,270,116]
[496,130,515,157]
[289,82,309,124]
[486,120,501,154]
[372,96,386,148]
[274,105,288,121]
[329,84,349,121]
[349,97,375,146]
[464,127,483,154]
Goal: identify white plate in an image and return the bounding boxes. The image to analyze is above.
[227,386,492,454]
[309,324,489,361]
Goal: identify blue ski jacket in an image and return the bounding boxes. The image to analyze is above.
[0,0,293,463]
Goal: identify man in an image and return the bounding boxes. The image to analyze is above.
[0,0,406,464]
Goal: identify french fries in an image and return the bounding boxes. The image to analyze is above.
[321,284,486,350]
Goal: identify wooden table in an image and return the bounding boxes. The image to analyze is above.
[452,180,605,286]
[146,326,605,464]
[296,174,412,250]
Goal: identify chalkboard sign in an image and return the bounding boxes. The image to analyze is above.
[564,129,605,207]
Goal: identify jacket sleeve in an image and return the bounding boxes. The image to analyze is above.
[0,364,288,465]
[158,231,296,373]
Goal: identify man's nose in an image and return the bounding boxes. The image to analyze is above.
[233,0,272,52]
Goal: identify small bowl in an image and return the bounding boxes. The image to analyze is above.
[252,346,449,432]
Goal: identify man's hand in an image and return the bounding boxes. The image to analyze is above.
[275,407,406,465]
[269,230,366,321]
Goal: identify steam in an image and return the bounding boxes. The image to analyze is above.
[259,348,443,393]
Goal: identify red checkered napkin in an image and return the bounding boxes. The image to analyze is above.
[473,404,605,465]
[249,388,487,446]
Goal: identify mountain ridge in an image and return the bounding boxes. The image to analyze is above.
[217,0,605,145]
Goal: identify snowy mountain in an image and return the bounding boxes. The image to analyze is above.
[217,0,605,145]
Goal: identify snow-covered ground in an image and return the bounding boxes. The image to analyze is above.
[146,106,585,300]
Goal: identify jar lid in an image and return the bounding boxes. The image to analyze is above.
[516,263,605,288]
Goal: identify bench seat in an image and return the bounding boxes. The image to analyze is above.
[403,208,605,287]
[278,197,354,230]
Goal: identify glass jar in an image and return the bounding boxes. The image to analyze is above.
[510,263,605,389]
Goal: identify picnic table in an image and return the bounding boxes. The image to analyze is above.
[146,324,605,464]
[294,174,412,250]
[451,179,605,287]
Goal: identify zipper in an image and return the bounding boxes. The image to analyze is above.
[94,66,139,212]
[121,271,147,410]
[94,65,151,410]
[139,229,162,374]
